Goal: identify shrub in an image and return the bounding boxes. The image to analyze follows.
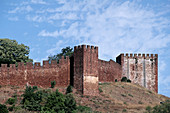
[66,85,73,94]
[0,85,2,88]
[115,79,118,82]
[127,79,131,83]
[99,87,103,93]
[152,100,170,113]
[77,105,92,112]
[121,77,127,82]
[6,97,16,105]
[121,94,126,97]
[0,104,8,113]
[128,93,133,97]
[64,93,77,112]
[138,101,143,104]
[50,81,56,88]
[33,86,38,90]
[8,105,15,111]
[43,89,77,112]
[124,102,127,105]
[21,86,46,111]
[146,100,170,113]
[122,109,127,112]
[146,106,152,113]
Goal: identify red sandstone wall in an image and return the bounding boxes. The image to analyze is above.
[0,56,70,87]
[74,45,99,96]
[83,45,99,96]
[73,46,83,93]
[117,53,158,93]
[98,59,122,82]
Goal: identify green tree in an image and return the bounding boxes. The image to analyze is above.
[0,39,33,65]
[48,46,73,62]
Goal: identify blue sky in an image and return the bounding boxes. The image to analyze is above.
[0,0,170,97]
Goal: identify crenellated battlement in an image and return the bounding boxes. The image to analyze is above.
[117,52,158,93]
[120,53,158,59]
[0,55,70,87]
[0,44,158,95]
[0,56,69,70]
[74,45,98,53]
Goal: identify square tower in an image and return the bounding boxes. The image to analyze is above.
[116,53,158,93]
[74,45,99,96]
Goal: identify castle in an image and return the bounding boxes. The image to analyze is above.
[0,45,158,96]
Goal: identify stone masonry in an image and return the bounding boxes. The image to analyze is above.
[0,44,158,95]
[116,53,158,92]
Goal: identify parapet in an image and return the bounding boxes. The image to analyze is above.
[0,56,70,71]
[74,44,98,53]
[120,53,158,59]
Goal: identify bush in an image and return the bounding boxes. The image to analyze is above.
[64,93,77,112]
[6,97,16,105]
[152,100,170,113]
[20,86,89,112]
[122,109,127,112]
[115,79,118,82]
[127,79,131,83]
[21,86,46,111]
[146,106,152,113]
[77,105,92,112]
[121,77,127,82]
[42,89,77,112]
[0,104,8,113]
[33,86,38,90]
[138,101,143,104]
[8,105,15,111]
[66,85,73,94]
[99,87,103,93]
[51,81,56,88]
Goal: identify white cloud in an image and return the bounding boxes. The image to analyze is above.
[26,15,44,22]
[8,17,19,21]
[35,1,170,60]
[38,30,60,37]
[8,5,33,13]
[7,0,170,60]
[31,0,47,4]
[46,40,64,55]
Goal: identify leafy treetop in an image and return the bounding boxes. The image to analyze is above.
[48,46,73,62]
[0,38,33,65]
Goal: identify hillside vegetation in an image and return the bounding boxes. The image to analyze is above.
[0,82,169,113]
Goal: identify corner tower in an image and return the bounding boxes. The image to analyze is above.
[116,53,158,92]
[74,45,99,96]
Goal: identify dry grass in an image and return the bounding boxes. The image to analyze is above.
[0,82,169,113]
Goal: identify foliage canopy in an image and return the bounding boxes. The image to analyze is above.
[48,46,73,62]
[0,39,33,65]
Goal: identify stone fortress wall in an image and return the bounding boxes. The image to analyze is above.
[0,44,158,95]
[0,56,70,87]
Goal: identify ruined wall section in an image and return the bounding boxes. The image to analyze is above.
[0,56,70,87]
[74,45,99,96]
[98,59,122,82]
[116,53,158,92]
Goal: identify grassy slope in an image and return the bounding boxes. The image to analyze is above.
[74,82,169,113]
[0,82,169,113]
